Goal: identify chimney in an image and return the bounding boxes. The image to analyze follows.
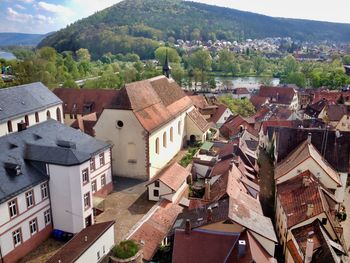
[185,219,191,235]
[207,207,213,222]
[204,179,211,201]
[17,121,27,132]
[307,133,312,144]
[304,232,314,263]
[306,204,314,217]
[238,240,246,257]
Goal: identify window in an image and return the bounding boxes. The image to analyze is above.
[154,181,160,187]
[178,121,181,135]
[103,246,105,254]
[26,190,34,208]
[99,153,105,166]
[41,183,48,199]
[82,168,89,185]
[35,112,39,123]
[44,210,51,225]
[25,115,29,126]
[153,189,159,197]
[101,174,106,187]
[56,107,62,122]
[29,218,37,235]
[8,199,18,218]
[170,127,173,142]
[90,157,95,172]
[116,120,124,128]
[13,229,22,247]
[7,120,12,133]
[155,138,159,154]
[163,132,167,148]
[46,110,51,120]
[127,143,137,163]
[91,180,97,193]
[84,192,91,209]
[97,251,100,260]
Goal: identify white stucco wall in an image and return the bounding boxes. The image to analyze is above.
[0,104,63,137]
[186,114,207,143]
[149,111,188,179]
[90,149,113,194]
[94,109,147,180]
[193,163,211,178]
[216,109,232,127]
[75,224,115,263]
[0,181,50,256]
[48,162,93,234]
[147,181,172,202]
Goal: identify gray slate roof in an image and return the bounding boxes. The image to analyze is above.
[0,82,62,123]
[0,119,110,203]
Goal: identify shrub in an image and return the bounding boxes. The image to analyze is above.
[112,240,139,259]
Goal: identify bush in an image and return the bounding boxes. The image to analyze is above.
[112,240,139,259]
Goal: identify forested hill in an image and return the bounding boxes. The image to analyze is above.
[38,0,350,59]
[0,33,47,46]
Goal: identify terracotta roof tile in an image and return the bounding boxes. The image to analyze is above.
[250,95,269,110]
[130,200,183,261]
[220,115,258,139]
[277,171,332,228]
[187,108,210,132]
[147,163,189,191]
[47,221,115,263]
[107,76,193,132]
[188,95,209,109]
[258,86,296,105]
[234,87,250,95]
[208,103,230,124]
[53,88,117,117]
[172,229,239,263]
[327,105,349,121]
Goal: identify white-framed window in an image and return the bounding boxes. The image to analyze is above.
[170,127,173,142]
[13,228,22,247]
[84,192,90,209]
[103,245,105,254]
[178,121,181,135]
[91,180,97,193]
[29,218,37,235]
[155,138,159,154]
[82,168,89,185]
[8,199,18,218]
[44,209,51,225]
[101,174,106,187]
[90,157,95,172]
[25,190,34,208]
[163,132,167,148]
[99,153,105,166]
[41,183,48,199]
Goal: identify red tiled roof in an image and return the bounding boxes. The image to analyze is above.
[287,240,304,263]
[277,171,330,228]
[261,120,295,135]
[258,86,296,105]
[129,200,183,261]
[187,108,210,132]
[234,87,250,95]
[71,112,97,137]
[107,76,193,132]
[219,115,258,139]
[172,229,239,263]
[208,103,230,124]
[47,221,115,263]
[147,163,189,191]
[53,88,117,117]
[327,105,349,121]
[188,95,209,110]
[250,95,269,110]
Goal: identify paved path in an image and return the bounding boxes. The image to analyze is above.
[96,176,155,243]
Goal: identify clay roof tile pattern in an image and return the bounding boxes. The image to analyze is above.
[108,76,193,132]
[208,103,230,124]
[258,86,296,105]
[187,108,211,132]
[47,221,115,263]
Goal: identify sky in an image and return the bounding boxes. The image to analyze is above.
[0,0,350,34]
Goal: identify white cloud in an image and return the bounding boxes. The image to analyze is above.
[7,7,33,23]
[18,0,34,3]
[37,1,74,17]
[15,4,26,10]
[69,0,121,18]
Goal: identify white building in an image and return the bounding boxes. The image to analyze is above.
[47,221,115,263]
[94,76,210,180]
[0,120,112,263]
[146,163,189,202]
[0,82,63,137]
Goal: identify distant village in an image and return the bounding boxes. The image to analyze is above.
[0,58,350,263]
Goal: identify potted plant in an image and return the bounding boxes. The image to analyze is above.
[110,240,142,263]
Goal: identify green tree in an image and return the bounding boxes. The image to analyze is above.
[218,49,234,73]
[342,55,350,65]
[76,48,91,62]
[253,56,266,76]
[188,49,212,72]
[155,47,180,64]
[283,55,299,75]
[284,72,306,88]
[171,63,185,86]
[218,96,255,117]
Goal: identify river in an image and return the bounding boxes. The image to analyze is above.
[0,51,16,60]
[215,76,280,90]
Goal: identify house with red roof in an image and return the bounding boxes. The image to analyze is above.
[207,103,233,128]
[232,87,251,99]
[258,86,299,110]
[94,76,211,180]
